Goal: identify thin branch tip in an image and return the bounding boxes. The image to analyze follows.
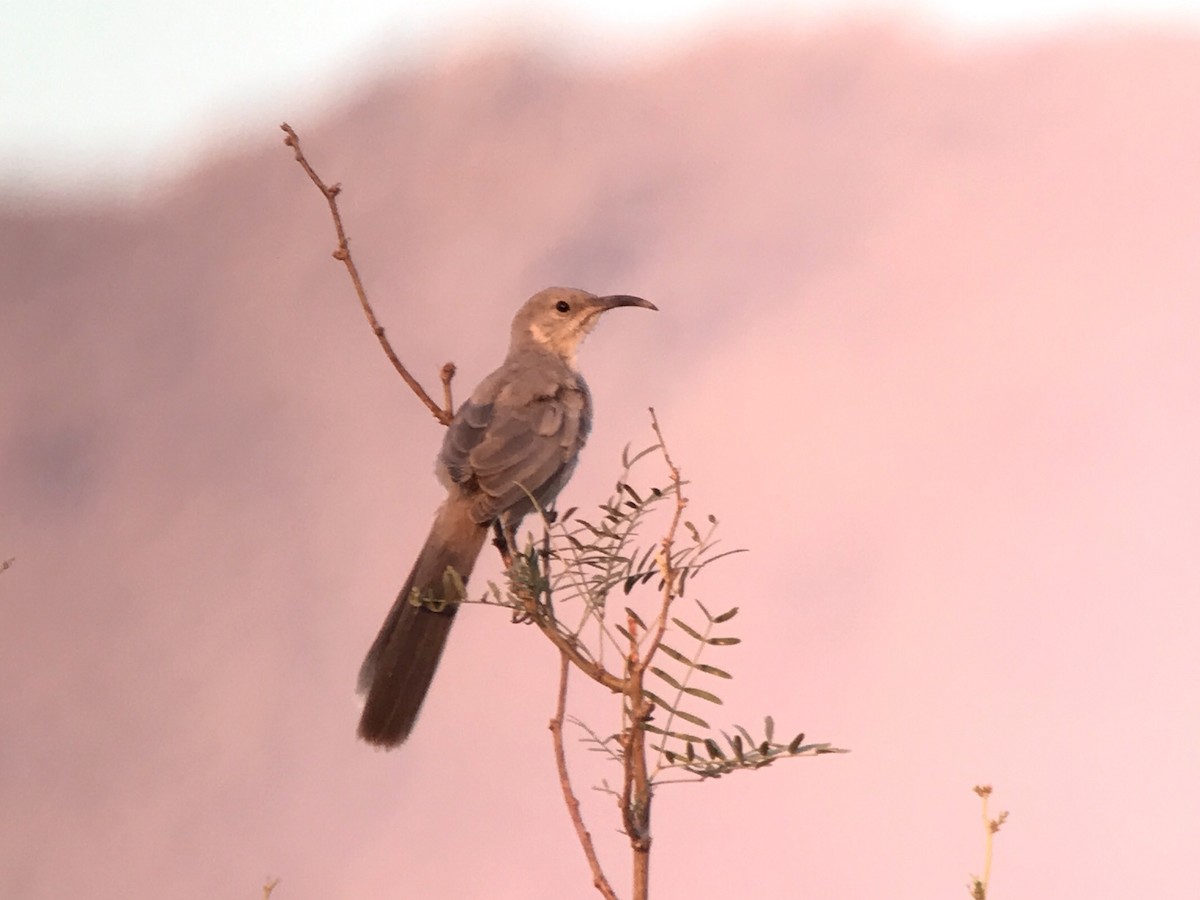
[441,362,457,414]
[282,125,454,426]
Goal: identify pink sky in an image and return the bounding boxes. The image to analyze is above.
[2,22,1199,899]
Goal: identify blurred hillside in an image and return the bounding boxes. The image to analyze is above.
[3,23,1200,900]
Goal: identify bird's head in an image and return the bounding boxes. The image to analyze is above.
[510,287,657,367]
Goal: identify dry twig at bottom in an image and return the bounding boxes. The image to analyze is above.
[550,654,620,900]
[969,785,1009,899]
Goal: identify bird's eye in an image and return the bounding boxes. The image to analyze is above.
[555,300,570,313]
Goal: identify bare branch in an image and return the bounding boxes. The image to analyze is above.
[969,785,1008,899]
[550,654,620,900]
[279,122,453,426]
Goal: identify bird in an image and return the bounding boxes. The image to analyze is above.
[357,286,657,748]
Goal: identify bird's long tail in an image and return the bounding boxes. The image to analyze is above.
[357,496,490,747]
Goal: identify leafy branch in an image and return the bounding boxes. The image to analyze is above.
[490,418,845,898]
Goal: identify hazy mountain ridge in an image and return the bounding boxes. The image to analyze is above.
[3,23,1200,899]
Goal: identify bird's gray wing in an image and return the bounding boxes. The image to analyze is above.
[441,397,492,486]
[440,381,586,524]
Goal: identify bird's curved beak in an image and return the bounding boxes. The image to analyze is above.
[597,294,658,312]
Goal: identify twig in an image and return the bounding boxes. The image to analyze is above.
[502,498,626,690]
[642,408,687,670]
[517,586,628,694]
[440,362,457,418]
[262,877,280,899]
[279,122,453,426]
[625,408,689,898]
[550,654,620,900]
[969,785,1008,899]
